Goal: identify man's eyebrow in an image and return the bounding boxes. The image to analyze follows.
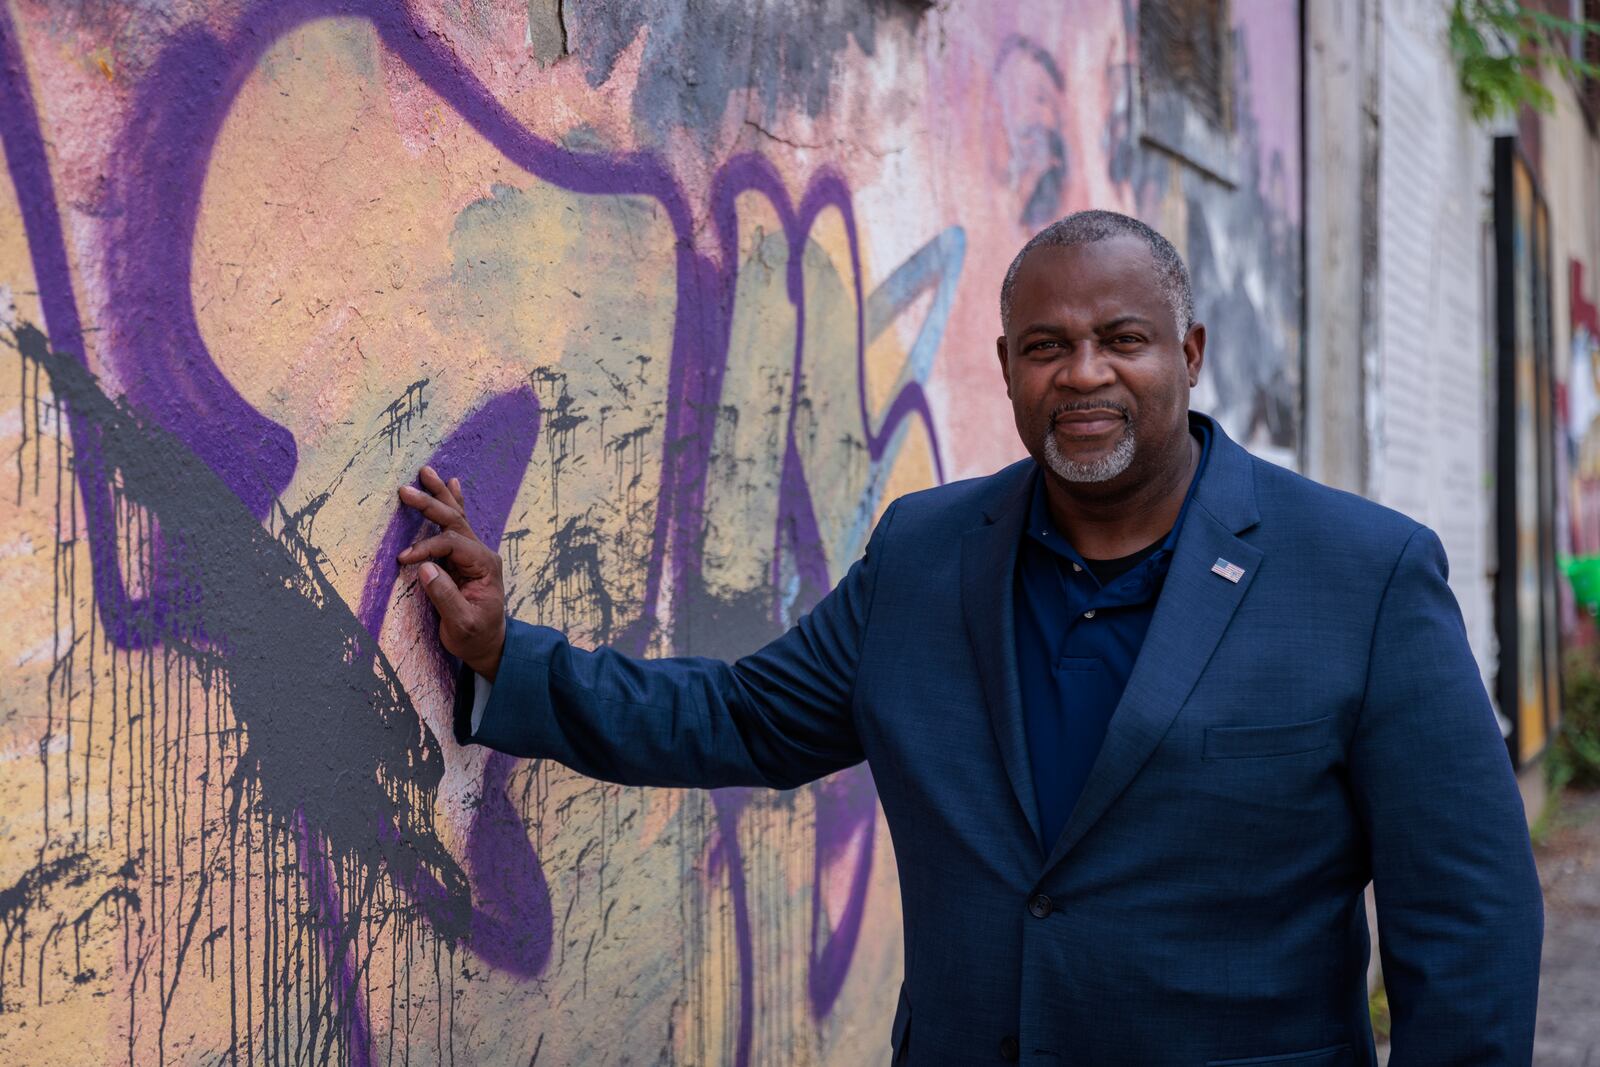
[1094,316,1158,333]
[1014,316,1159,337]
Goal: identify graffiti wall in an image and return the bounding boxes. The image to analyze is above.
[0,2,1300,1062]
[1569,260,1600,564]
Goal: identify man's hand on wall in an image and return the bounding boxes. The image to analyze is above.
[397,466,507,682]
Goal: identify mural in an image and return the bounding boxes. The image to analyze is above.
[0,1,1301,1063]
[1493,140,1562,766]
[1565,259,1600,561]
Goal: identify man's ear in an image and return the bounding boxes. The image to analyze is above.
[1182,322,1206,388]
[996,335,1012,398]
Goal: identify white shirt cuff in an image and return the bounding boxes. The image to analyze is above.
[470,672,492,735]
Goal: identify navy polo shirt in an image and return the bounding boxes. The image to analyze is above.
[1015,420,1211,851]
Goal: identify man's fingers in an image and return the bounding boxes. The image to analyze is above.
[396,532,457,565]
[418,464,450,500]
[398,483,469,532]
[428,467,464,512]
[419,465,468,516]
[397,529,497,572]
[417,561,467,618]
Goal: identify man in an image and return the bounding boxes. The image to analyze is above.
[397,211,1543,1064]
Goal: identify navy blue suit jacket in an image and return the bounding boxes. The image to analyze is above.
[456,415,1542,1065]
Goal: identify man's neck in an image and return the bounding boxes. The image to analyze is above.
[1042,431,1200,560]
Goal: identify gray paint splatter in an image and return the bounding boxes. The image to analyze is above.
[571,0,929,144]
[527,0,567,67]
[7,321,472,1053]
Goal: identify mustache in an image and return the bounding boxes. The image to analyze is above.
[1050,401,1131,425]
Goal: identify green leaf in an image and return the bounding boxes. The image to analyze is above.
[1450,0,1595,122]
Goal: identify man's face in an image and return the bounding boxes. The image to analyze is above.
[996,236,1204,492]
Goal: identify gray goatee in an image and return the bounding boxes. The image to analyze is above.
[1043,407,1135,483]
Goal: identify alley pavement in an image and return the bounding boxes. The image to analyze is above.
[1375,787,1599,1065]
[1534,787,1600,1064]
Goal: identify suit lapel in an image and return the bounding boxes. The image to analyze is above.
[960,461,1043,851]
[1042,417,1263,873]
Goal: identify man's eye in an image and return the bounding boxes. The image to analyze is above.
[1111,335,1144,346]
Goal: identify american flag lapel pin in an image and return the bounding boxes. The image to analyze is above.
[1211,558,1245,583]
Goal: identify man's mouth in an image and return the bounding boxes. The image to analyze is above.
[1052,409,1128,438]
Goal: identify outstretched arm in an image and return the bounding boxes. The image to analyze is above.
[1350,526,1543,1065]
[399,466,896,791]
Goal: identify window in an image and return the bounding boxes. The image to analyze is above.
[1138,0,1237,183]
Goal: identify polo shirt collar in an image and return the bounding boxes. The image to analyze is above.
[1023,414,1214,579]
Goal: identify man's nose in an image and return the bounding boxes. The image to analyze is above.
[1051,340,1117,392]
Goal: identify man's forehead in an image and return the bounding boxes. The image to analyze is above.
[1016,234,1156,278]
[1011,237,1167,308]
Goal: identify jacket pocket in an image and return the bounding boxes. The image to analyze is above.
[890,983,911,1060]
[1203,715,1335,760]
[1206,1042,1351,1066]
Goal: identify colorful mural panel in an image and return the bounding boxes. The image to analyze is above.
[1564,259,1600,565]
[0,1,1301,1062]
[1494,139,1563,767]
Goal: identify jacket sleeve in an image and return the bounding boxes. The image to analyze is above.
[1350,526,1544,1065]
[449,501,900,791]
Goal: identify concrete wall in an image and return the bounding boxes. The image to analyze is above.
[1303,0,1378,496]
[1302,0,1509,990]
[0,1,1300,1063]
[1369,0,1499,701]
[1303,0,1500,711]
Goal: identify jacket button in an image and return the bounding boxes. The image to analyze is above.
[999,1034,1020,1061]
[1028,893,1053,918]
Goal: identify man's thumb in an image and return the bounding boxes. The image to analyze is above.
[418,561,464,615]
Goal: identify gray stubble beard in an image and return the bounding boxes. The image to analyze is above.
[1042,418,1136,483]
